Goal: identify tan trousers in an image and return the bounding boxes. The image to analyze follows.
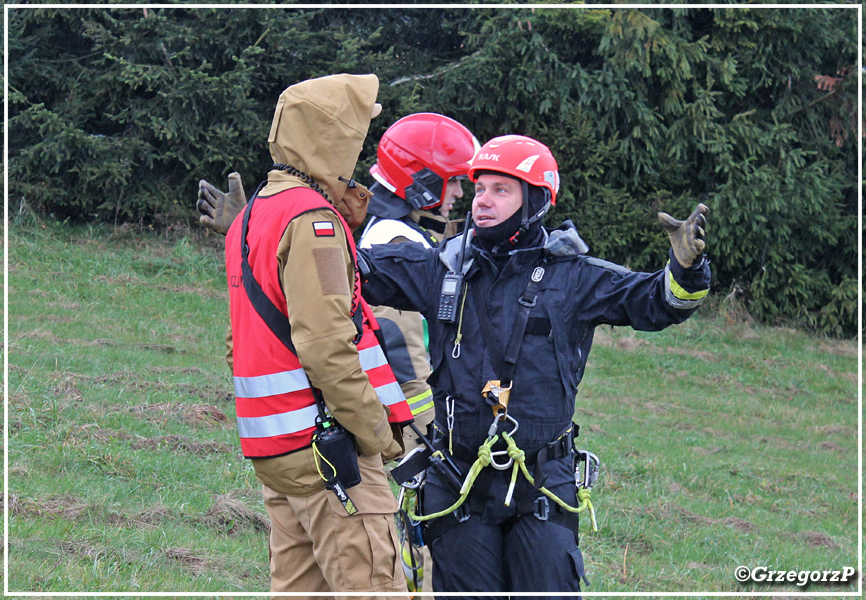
[262,454,409,600]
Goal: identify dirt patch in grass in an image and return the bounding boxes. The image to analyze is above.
[200,493,270,534]
[11,494,90,521]
[44,315,76,323]
[59,539,108,560]
[816,424,855,437]
[140,343,178,353]
[54,375,84,404]
[152,366,206,375]
[588,424,608,436]
[189,404,230,426]
[133,504,173,529]
[81,370,232,405]
[615,337,645,352]
[688,446,725,456]
[164,547,212,576]
[752,434,798,451]
[86,427,134,443]
[814,340,857,357]
[669,506,759,533]
[17,329,63,343]
[800,530,841,549]
[4,494,26,516]
[45,300,82,312]
[128,401,231,428]
[819,441,845,452]
[660,346,718,361]
[174,383,234,405]
[130,435,232,455]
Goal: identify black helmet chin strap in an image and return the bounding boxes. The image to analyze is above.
[508,183,551,246]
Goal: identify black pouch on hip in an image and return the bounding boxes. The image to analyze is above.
[313,420,362,489]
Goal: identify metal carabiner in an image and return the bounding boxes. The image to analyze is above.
[575,450,600,489]
[486,412,519,470]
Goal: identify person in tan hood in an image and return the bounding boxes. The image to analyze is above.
[223,73,411,598]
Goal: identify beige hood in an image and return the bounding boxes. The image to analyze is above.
[262,74,379,217]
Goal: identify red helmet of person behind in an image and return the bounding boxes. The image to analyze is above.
[370,113,479,210]
[467,135,560,205]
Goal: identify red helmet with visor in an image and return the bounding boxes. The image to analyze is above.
[370,113,479,210]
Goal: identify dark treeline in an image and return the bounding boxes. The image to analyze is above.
[8,6,859,336]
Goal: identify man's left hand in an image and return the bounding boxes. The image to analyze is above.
[658,203,707,268]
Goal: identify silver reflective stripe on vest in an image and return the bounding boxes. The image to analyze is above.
[358,344,387,371]
[236,404,320,439]
[375,381,405,407]
[234,345,387,399]
[234,367,309,399]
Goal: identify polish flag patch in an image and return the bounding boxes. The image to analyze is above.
[313,221,336,237]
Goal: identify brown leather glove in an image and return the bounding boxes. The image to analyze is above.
[197,172,246,235]
[381,425,406,462]
[658,203,708,268]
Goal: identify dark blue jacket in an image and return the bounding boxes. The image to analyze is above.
[360,221,710,521]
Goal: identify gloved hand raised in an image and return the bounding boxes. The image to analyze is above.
[197,172,246,235]
[658,203,708,268]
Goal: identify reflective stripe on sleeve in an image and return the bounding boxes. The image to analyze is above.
[237,404,319,439]
[664,264,708,310]
[407,389,434,416]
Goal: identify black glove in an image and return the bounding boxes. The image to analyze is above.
[197,172,246,235]
[658,203,707,268]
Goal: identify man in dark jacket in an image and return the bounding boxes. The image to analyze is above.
[357,134,710,598]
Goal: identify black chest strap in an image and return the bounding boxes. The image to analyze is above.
[471,263,547,388]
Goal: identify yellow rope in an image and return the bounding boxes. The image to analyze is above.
[403,436,498,521]
[312,441,335,482]
[402,432,598,533]
[502,432,598,532]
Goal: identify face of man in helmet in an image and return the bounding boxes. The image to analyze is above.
[472,174,523,228]
[439,178,464,218]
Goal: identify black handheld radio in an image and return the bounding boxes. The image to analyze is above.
[438,213,471,324]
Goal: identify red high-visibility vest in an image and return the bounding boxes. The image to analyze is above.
[225,186,412,459]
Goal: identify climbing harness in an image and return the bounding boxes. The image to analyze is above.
[398,426,599,533]
[397,261,601,534]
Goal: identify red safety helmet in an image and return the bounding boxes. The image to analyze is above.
[370,113,479,210]
[467,135,560,205]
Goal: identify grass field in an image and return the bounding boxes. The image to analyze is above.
[5,215,860,597]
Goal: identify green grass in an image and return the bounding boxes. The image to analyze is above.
[6,217,860,596]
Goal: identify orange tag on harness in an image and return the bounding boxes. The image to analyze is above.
[482,380,511,416]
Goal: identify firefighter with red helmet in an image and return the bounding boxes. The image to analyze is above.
[360,113,477,593]
[358,134,710,597]
[361,113,478,437]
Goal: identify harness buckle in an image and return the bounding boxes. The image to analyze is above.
[533,496,550,521]
[518,295,537,308]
